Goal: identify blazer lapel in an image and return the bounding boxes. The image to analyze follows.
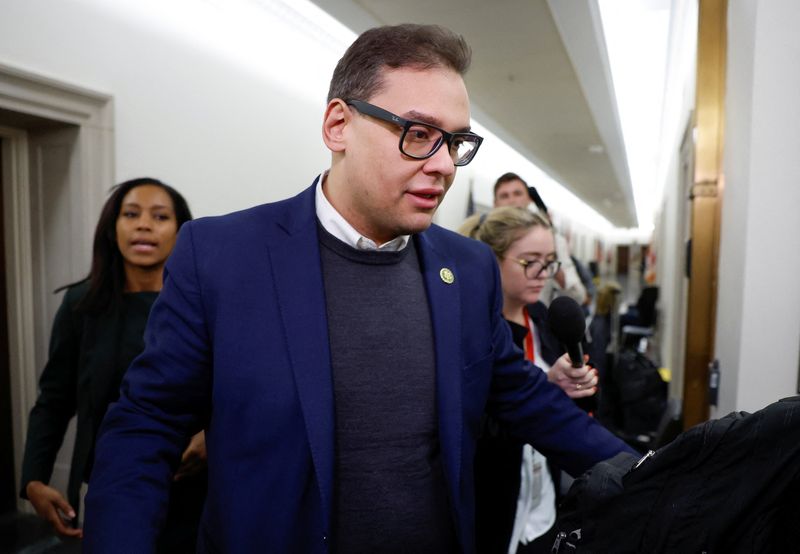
[267,183,335,529]
[415,230,463,503]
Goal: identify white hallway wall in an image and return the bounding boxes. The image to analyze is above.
[715,0,800,413]
[654,0,800,413]
[0,0,615,253]
[0,0,551,238]
[654,0,697,399]
[0,0,339,221]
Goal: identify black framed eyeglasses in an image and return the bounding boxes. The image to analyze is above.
[507,258,561,279]
[345,99,483,166]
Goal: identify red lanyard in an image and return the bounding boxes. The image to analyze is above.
[521,307,535,363]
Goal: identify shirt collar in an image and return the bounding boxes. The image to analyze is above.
[314,172,410,252]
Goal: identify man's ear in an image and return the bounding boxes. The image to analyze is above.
[322,99,350,153]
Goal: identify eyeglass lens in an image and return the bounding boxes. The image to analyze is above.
[401,124,478,166]
[524,260,559,279]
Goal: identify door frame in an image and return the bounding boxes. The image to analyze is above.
[0,63,113,510]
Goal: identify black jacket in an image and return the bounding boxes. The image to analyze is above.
[21,282,207,550]
[20,281,157,512]
[554,396,800,553]
[474,302,565,553]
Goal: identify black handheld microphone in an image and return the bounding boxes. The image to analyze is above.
[547,296,586,368]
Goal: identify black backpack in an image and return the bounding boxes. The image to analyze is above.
[600,349,667,441]
[553,396,800,553]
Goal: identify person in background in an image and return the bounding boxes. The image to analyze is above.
[20,178,205,552]
[460,207,599,553]
[571,254,597,316]
[493,173,588,309]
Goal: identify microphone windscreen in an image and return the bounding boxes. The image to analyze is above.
[547,296,586,344]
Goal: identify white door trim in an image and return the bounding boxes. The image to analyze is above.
[0,64,114,509]
[1,125,36,510]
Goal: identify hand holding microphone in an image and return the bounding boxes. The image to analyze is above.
[547,296,598,399]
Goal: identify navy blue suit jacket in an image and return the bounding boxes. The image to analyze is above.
[84,181,631,553]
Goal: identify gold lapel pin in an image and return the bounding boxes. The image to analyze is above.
[439,267,455,284]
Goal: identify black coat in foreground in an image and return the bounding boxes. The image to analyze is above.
[553,395,800,553]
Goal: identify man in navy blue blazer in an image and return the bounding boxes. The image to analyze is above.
[84,24,633,553]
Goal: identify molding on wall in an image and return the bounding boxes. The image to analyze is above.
[0,65,114,509]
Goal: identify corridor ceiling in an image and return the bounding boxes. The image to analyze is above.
[310,0,638,227]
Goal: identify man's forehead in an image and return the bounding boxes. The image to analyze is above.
[372,66,471,129]
[402,109,472,133]
[498,181,527,194]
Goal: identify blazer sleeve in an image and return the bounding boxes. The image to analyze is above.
[483,260,636,476]
[83,222,212,552]
[19,289,82,497]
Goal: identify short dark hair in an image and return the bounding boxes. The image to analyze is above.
[327,24,471,103]
[62,177,193,314]
[493,172,527,196]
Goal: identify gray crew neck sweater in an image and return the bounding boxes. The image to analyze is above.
[318,224,457,553]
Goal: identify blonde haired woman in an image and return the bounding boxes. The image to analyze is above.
[460,207,598,554]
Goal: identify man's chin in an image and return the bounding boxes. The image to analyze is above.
[401,213,436,235]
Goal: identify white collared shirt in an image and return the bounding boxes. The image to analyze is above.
[512,446,556,550]
[314,172,410,252]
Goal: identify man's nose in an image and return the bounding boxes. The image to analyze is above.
[423,143,456,176]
